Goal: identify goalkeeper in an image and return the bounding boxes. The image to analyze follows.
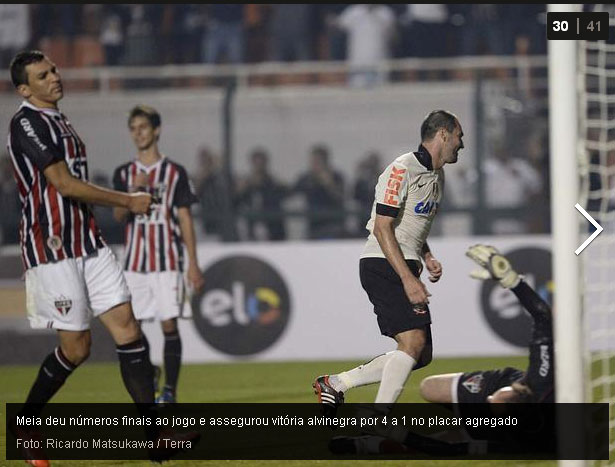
[419,244,554,405]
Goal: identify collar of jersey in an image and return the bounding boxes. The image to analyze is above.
[20,100,62,116]
[135,155,165,172]
[415,144,434,171]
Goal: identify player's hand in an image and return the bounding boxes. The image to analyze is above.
[134,172,149,189]
[402,276,431,305]
[127,192,153,215]
[424,255,443,283]
[187,264,205,293]
[465,244,520,289]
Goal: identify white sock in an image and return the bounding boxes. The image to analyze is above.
[375,350,416,404]
[330,352,395,393]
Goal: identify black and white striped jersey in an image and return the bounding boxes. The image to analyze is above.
[7,101,104,270]
[113,157,197,273]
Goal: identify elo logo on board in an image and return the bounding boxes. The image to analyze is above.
[480,247,552,347]
[192,256,291,356]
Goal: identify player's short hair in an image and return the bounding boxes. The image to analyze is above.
[420,110,458,141]
[9,50,46,88]
[128,105,161,129]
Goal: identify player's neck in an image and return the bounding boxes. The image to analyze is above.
[431,155,445,170]
[136,146,162,167]
[421,141,443,170]
[27,96,59,110]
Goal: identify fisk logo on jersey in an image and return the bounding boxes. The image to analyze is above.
[383,166,406,206]
[414,200,439,215]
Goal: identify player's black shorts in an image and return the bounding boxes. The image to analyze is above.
[359,257,432,338]
[456,367,525,404]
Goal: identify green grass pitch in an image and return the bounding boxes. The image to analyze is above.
[0,356,555,467]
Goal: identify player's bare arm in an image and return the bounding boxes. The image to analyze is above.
[373,213,430,305]
[113,172,150,221]
[422,242,442,283]
[178,206,205,292]
[112,206,129,223]
[43,160,152,214]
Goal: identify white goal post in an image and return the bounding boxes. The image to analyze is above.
[551,3,615,466]
[549,3,584,405]
[549,4,584,467]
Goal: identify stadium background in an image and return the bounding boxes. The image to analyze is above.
[0,3,588,466]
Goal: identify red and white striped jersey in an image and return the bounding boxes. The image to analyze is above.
[7,101,105,270]
[113,157,197,273]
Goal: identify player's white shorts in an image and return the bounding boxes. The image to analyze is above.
[25,246,131,331]
[124,270,187,322]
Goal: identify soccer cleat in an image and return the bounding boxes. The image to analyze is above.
[9,419,50,467]
[148,429,200,463]
[313,375,344,417]
[155,387,176,405]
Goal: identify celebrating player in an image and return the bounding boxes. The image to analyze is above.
[6,51,157,466]
[314,110,464,412]
[113,105,204,404]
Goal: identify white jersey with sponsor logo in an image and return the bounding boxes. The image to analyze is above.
[361,146,444,261]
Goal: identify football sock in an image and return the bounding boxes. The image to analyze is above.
[163,330,182,393]
[375,350,416,405]
[332,352,394,392]
[116,339,155,404]
[511,281,552,339]
[22,347,76,416]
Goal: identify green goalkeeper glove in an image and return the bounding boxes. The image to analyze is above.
[465,244,520,289]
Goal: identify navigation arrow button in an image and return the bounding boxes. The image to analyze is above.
[575,203,603,255]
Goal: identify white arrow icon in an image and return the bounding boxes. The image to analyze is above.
[575,203,603,255]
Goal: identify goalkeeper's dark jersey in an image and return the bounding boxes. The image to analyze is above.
[456,281,554,404]
[7,101,104,270]
[513,281,555,403]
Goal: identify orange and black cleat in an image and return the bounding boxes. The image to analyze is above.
[313,375,344,417]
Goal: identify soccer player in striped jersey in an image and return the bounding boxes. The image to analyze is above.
[314,110,464,413]
[6,51,158,466]
[113,105,204,404]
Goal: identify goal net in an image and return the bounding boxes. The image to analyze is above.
[578,10,615,465]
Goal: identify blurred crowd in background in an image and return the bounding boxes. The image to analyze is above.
[0,4,557,246]
[0,4,547,70]
[0,136,548,245]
